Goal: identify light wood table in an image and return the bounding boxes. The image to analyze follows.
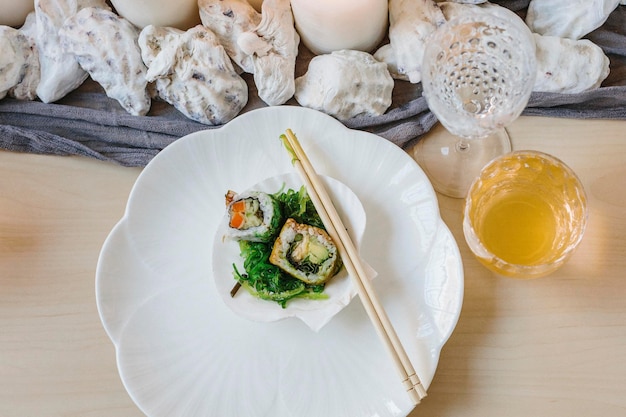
[1,116,625,416]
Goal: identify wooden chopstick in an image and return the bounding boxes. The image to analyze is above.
[281,129,427,405]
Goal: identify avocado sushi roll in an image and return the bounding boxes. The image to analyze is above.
[269,218,342,285]
[225,190,282,242]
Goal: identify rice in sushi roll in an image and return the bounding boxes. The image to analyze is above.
[225,190,282,242]
[269,218,342,285]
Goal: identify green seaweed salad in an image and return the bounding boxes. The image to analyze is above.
[233,185,336,308]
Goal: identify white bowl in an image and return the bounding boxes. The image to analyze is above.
[213,172,375,332]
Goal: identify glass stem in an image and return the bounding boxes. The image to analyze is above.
[456,139,470,153]
[456,138,472,153]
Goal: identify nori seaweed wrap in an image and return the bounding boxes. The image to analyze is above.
[269,218,342,285]
[225,190,282,242]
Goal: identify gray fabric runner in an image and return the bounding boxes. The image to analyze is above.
[1,0,625,167]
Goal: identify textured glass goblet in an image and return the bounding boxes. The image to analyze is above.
[416,10,536,198]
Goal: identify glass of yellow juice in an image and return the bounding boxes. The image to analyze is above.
[463,151,588,278]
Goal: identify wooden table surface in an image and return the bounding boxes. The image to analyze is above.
[1,116,625,416]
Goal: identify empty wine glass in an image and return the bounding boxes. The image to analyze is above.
[415,9,536,198]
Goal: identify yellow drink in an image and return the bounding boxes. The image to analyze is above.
[479,191,557,265]
[464,151,587,278]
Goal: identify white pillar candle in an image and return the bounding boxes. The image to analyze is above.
[109,0,200,30]
[290,0,388,55]
[0,0,35,27]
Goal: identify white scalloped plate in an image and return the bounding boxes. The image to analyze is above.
[96,106,464,417]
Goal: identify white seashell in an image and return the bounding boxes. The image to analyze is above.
[60,8,151,116]
[436,0,466,18]
[20,11,37,38]
[0,17,40,101]
[19,10,38,39]
[198,0,261,74]
[437,2,538,53]
[10,12,40,100]
[532,33,610,94]
[386,0,445,84]
[138,25,248,125]
[236,0,299,105]
[0,28,23,99]
[438,1,525,22]
[294,50,394,120]
[373,43,409,82]
[34,0,110,103]
[526,0,620,40]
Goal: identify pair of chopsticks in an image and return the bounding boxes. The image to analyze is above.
[281,129,427,406]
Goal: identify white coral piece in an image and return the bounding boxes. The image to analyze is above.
[34,0,110,103]
[295,50,394,121]
[138,25,248,125]
[236,0,299,105]
[532,33,610,94]
[0,17,40,101]
[386,0,445,84]
[198,0,261,73]
[59,8,151,116]
[526,0,620,40]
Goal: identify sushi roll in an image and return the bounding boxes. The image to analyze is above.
[225,190,282,242]
[269,218,342,285]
